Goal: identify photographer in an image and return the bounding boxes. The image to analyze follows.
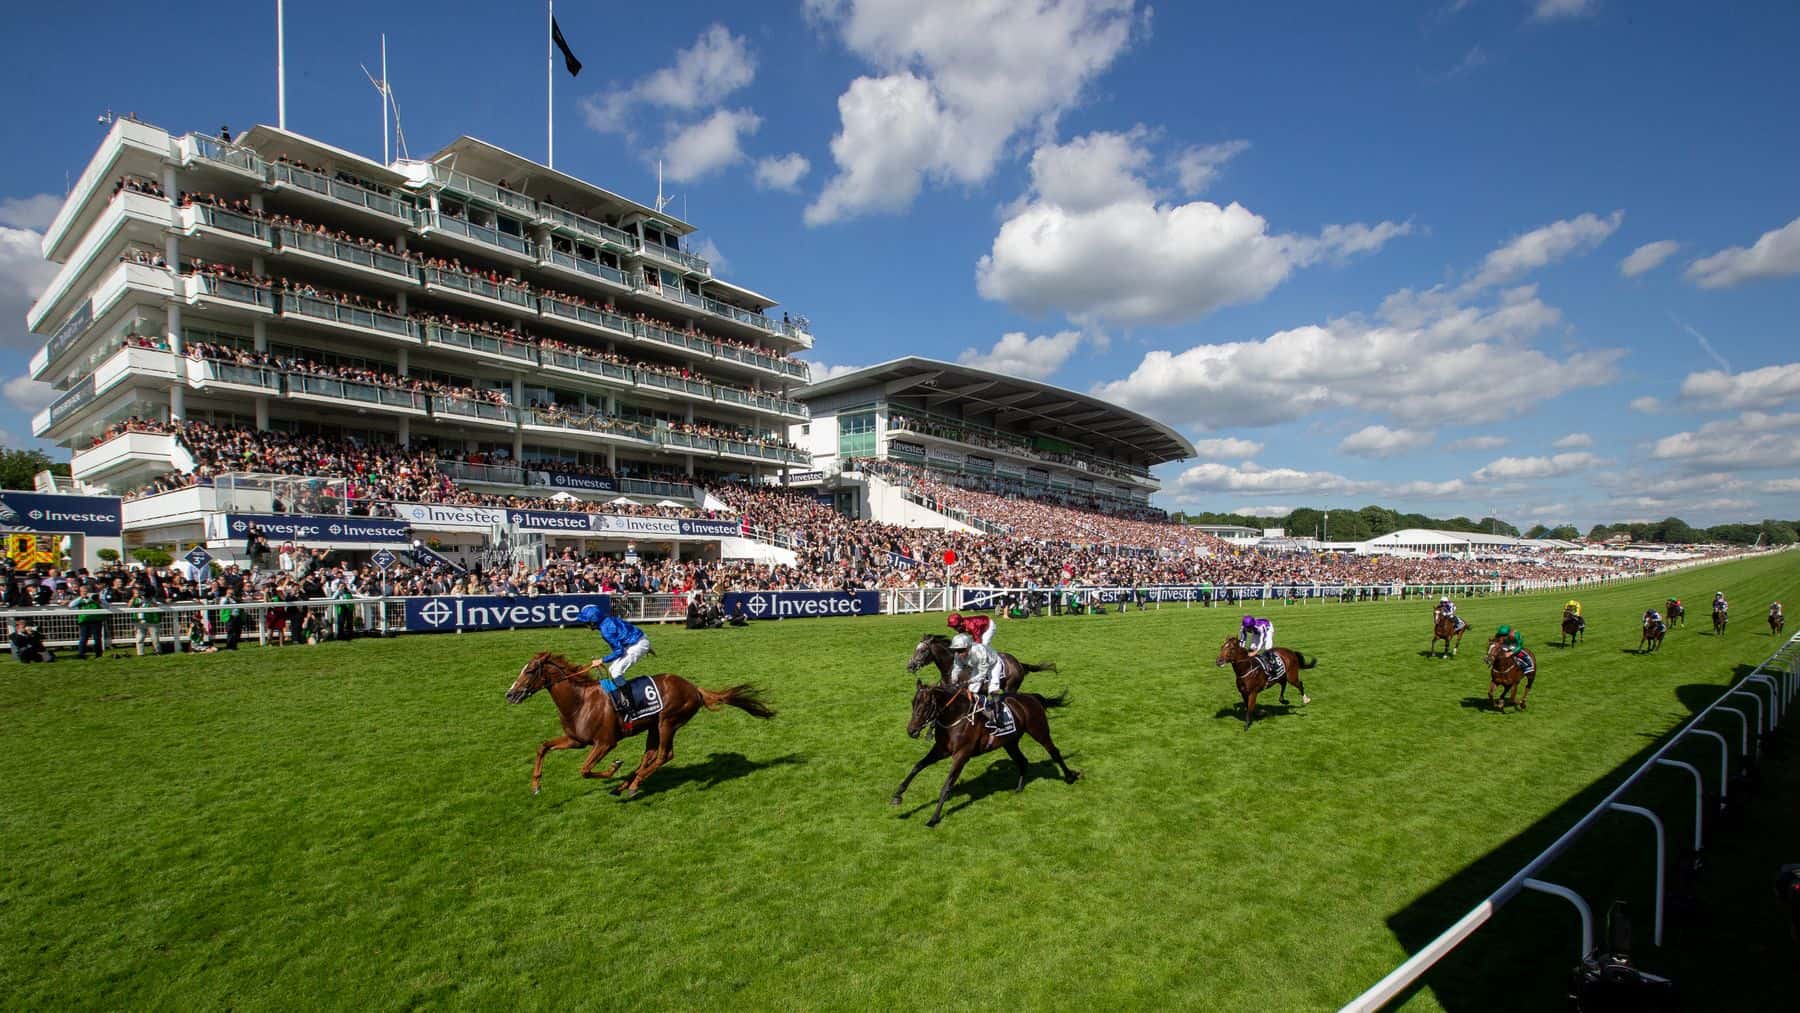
[71,584,108,660]
[9,617,53,663]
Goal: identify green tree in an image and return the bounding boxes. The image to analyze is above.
[132,546,173,567]
[1761,520,1798,545]
[0,449,69,490]
[1547,525,1580,540]
[1587,524,1611,541]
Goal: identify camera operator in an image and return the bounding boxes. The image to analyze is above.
[9,617,54,663]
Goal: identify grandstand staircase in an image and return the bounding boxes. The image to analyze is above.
[859,470,989,534]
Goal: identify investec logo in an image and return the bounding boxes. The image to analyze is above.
[408,504,497,525]
[517,512,589,530]
[749,593,865,618]
[31,508,117,525]
[415,597,587,629]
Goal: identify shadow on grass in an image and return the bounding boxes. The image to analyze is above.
[895,754,1082,824]
[1380,666,1794,1011]
[1211,702,1303,723]
[628,751,807,800]
[1457,697,1518,712]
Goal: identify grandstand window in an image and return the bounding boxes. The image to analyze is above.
[839,411,877,456]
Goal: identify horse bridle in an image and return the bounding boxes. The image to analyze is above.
[526,656,596,695]
[909,685,970,737]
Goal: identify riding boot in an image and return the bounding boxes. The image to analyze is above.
[609,687,630,721]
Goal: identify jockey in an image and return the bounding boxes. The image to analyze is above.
[1772,601,1784,619]
[1241,614,1276,674]
[1435,596,1465,633]
[949,632,1006,726]
[577,604,650,716]
[946,611,995,648]
[1714,591,1729,613]
[1643,608,1665,634]
[1562,598,1585,631]
[1494,624,1524,656]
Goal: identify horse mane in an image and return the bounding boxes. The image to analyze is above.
[532,651,596,683]
[920,633,951,645]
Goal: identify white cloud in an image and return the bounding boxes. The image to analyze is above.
[1650,411,1800,471]
[1759,478,1800,494]
[1685,215,1800,289]
[753,153,812,192]
[691,238,728,274]
[582,24,757,134]
[1552,432,1594,449]
[804,0,1139,224]
[1337,424,1434,458]
[1678,362,1800,411]
[1532,0,1600,20]
[976,129,1410,325]
[1173,140,1250,194]
[1095,283,1619,430]
[661,109,762,182]
[799,359,865,382]
[1169,461,1466,502]
[3,373,55,412]
[1467,211,1622,290]
[1619,240,1679,278]
[1629,396,1663,414]
[1188,437,1263,460]
[0,194,60,230]
[1448,434,1509,451]
[1,224,59,351]
[956,330,1084,381]
[1471,452,1599,482]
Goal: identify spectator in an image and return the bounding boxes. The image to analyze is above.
[9,618,53,663]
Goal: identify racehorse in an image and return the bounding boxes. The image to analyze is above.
[506,652,775,797]
[891,681,1079,827]
[1638,618,1666,654]
[1560,610,1585,646]
[1430,613,1467,658]
[1713,605,1728,635]
[1772,609,1786,637]
[1215,636,1315,730]
[1483,637,1536,711]
[906,633,1056,693]
[1666,600,1685,627]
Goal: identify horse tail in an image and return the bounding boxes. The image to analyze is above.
[1020,659,1058,674]
[699,684,777,720]
[1027,688,1070,710]
[1296,651,1317,670]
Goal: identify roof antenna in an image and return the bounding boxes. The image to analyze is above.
[361,36,410,163]
[655,159,675,215]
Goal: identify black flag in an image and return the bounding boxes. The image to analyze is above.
[551,18,582,77]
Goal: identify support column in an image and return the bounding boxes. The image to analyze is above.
[397,291,408,314]
[255,397,269,430]
[606,445,617,471]
[671,541,681,562]
[253,319,267,353]
[251,255,265,276]
[511,375,525,459]
[396,348,408,376]
[398,416,410,447]
[250,193,263,214]
[685,454,695,477]
[169,384,185,420]
[166,303,183,354]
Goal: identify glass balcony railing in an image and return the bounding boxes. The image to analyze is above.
[418,266,535,309]
[539,295,632,336]
[636,321,715,356]
[435,460,525,486]
[186,134,264,175]
[192,274,274,309]
[267,162,414,221]
[639,242,710,275]
[422,324,539,366]
[275,227,414,280]
[541,205,638,251]
[279,293,416,339]
[290,374,429,411]
[545,249,628,286]
[703,296,776,332]
[619,477,695,499]
[426,211,535,257]
[428,165,538,216]
[189,204,269,242]
[431,396,515,424]
[194,358,280,390]
[540,347,633,384]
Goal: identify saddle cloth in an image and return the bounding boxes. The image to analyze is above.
[1514,649,1536,678]
[1452,617,1468,634]
[981,698,1018,736]
[615,675,665,727]
[1257,650,1288,683]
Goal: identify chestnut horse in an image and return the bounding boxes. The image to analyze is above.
[1713,605,1729,635]
[1560,610,1585,646]
[506,652,775,797]
[905,633,1053,693]
[1666,600,1685,627]
[1771,608,1786,636]
[1638,618,1666,654]
[1430,613,1467,658]
[1215,636,1315,730]
[1483,637,1536,710]
[892,682,1079,827]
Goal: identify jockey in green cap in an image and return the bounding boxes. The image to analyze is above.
[1495,625,1523,653]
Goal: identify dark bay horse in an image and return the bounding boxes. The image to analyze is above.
[891,682,1079,827]
[906,633,1055,693]
[1666,600,1685,627]
[1638,618,1666,654]
[1560,610,1585,646]
[1772,608,1786,636]
[1713,605,1728,635]
[506,652,775,797]
[1430,612,1467,658]
[1483,637,1536,711]
[1215,636,1315,730]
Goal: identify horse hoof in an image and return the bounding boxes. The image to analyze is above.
[531,785,540,796]
[889,796,902,806]
[925,818,940,829]
[1302,695,1313,705]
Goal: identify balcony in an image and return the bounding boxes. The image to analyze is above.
[419,210,536,262]
[638,274,709,312]
[542,248,633,291]
[184,273,274,316]
[635,371,713,400]
[522,410,657,445]
[187,356,281,395]
[288,373,430,415]
[539,346,634,387]
[178,133,265,179]
[541,204,637,253]
[426,165,538,217]
[418,266,535,313]
[715,342,810,381]
[703,294,778,334]
[635,320,716,358]
[637,241,710,277]
[421,323,540,369]
[179,203,270,247]
[42,118,172,263]
[430,395,516,429]
[266,162,417,225]
[272,226,416,285]
[278,292,418,344]
[435,460,526,486]
[539,295,633,339]
[70,432,180,484]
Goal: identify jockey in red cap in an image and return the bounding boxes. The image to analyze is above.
[946,611,995,649]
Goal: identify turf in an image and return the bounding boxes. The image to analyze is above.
[2,553,1797,1011]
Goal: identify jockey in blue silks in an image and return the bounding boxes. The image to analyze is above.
[577,604,651,714]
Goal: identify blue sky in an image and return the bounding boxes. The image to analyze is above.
[3,0,1798,529]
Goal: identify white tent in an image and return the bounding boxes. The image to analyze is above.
[607,496,635,506]
[655,499,684,508]
[548,491,577,502]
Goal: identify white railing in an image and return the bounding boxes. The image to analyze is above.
[1341,631,1800,1012]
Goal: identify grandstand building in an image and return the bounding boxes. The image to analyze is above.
[792,358,1193,526]
[26,119,814,560]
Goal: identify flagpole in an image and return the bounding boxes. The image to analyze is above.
[380,34,390,163]
[546,0,554,169]
[276,0,287,129]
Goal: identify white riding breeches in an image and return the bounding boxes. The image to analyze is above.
[607,638,651,681]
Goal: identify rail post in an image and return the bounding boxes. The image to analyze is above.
[1522,879,1595,959]
[1683,729,1732,804]
[1726,691,1764,757]
[1743,673,1781,725]
[1606,804,1666,946]
[1653,759,1704,851]
[1712,705,1751,760]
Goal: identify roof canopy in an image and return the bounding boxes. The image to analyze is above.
[796,356,1194,465]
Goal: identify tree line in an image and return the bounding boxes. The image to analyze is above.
[1174,503,1799,547]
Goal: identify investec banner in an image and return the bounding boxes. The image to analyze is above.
[391,503,504,530]
[721,590,882,620]
[0,491,123,537]
[545,472,619,492]
[404,593,611,633]
[392,503,740,539]
[210,513,412,544]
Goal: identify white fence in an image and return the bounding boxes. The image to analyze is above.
[1341,631,1800,1011]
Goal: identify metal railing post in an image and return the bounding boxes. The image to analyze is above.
[1712,705,1751,759]
[1726,691,1764,757]
[1653,759,1704,852]
[1522,879,1595,959]
[1606,804,1666,947]
[1684,729,1732,800]
[1743,673,1781,725]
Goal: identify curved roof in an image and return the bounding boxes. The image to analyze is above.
[795,356,1194,465]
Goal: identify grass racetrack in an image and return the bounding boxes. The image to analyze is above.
[3,553,1798,1010]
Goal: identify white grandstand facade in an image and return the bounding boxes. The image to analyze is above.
[791,358,1194,525]
[27,119,814,559]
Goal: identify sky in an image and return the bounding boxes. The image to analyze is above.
[2,0,1798,530]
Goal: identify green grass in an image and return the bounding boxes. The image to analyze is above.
[2,554,1797,1011]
